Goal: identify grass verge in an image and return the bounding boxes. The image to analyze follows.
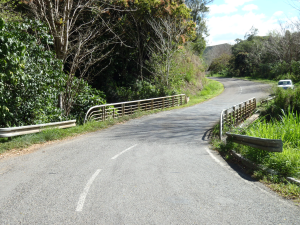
[0,78,224,155]
[210,110,300,204]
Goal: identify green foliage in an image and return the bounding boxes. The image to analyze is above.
[0,19,106,127]
[234,110,300,178]
[263,86,300,120]
[0,18,66,127]
[208,53,232,75]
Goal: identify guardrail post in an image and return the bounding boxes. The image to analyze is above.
[122,104,125,117]
[239,104,242,123]
[225,110,228,125]
[220,110,223,140]
[180,95,183,105]
[130,105,133,115]
[102,106,106,121]
[138,102,140,111]
[113,108,115,119]
[232,106,236,125]
[162,98,165,109]
[151,100,154,110]
[172,97,175,107]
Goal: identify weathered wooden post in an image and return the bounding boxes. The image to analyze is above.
[138,102,140,111]
[239,104,242,123]
[151,100,154,110]
[122,104,125,117]
[172,96,175,107]
[102,106,105,121]
[232,106,236,126]
[162,98,165,109]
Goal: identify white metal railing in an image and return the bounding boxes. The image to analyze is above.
[0,120,76,138]
[84,94,187,123]
[220,98,256,139]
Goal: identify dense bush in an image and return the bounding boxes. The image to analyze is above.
[0,19,105,127]
[208,53,232,75]
[0,19,67,127]
[263,86,300,119]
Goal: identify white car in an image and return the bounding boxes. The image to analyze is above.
[277,79,294,89]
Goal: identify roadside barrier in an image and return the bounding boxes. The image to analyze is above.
[0,120,76,138]
[220,97,256,139]
[226,132,283,152]
[84,94,187,123]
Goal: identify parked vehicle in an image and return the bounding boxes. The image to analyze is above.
[277,79,294,89]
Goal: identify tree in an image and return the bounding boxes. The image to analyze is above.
[5,0,123,115]
[185,0,213,37]
[147,15,189,86]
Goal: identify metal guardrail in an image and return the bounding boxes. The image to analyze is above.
[84,94,187,123]
[220,98,256,139]
[0,120,76,138]
[226,132,283,152]
[260,96,275,105]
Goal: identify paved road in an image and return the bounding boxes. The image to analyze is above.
[0,78,299,224]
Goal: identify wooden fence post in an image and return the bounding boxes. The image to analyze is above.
[151,100,154,110]
[239,104,242,123]
[102,106,105,121]
[172,97,175,107]
[232,106,236,125]
[113,108,115,119]
[122,104,125,117]
[162,98,165,109]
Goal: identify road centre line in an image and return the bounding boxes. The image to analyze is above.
[76,169,101,212]
[111,144,138,160]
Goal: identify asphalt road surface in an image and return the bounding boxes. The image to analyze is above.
[1,78,300,224]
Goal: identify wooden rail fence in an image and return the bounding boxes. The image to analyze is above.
[84,94,187,123]
[220,98,256,139]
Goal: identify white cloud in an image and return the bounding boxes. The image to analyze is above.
[210,0,254,15]
[242,4,258,11]
[224,0,253,7]
[207,11,281,45]
[210,4,238,15]
[273,11,284,16]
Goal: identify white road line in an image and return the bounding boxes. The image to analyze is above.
[111,144,138,160]
[76,169,101,212]
[205,148,226,166]
[205,147,290,206]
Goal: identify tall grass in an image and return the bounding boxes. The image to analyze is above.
[236,110,300,178]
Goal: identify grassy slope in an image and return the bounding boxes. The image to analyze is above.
[0,78,224,155]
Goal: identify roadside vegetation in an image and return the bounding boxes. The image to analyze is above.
[0,78,224,155]
[0,0,212,127]
[211,85,300,203]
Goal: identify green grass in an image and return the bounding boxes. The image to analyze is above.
[236,111,300,179]
[0,78,224,155]
[210,108,300,203]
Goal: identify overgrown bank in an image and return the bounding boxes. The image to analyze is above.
[0,78,224,156]
[211,86,300,203]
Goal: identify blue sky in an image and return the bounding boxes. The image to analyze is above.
[207,0,299,46]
